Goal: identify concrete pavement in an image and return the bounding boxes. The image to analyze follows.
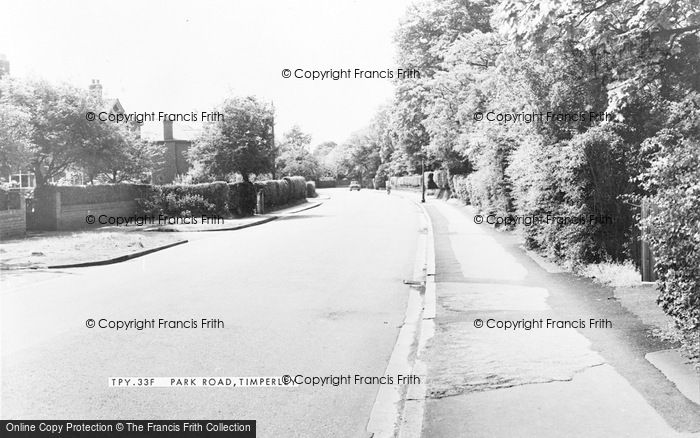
[416,196,700,437]
[1,189,422,437]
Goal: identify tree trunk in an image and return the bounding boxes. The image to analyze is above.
[33,163,46,186]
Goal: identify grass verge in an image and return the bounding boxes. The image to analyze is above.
[1,230,183,270]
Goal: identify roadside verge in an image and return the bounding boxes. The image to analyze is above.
[47,240,188,269]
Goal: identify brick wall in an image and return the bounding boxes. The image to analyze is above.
[58,200,137,230]
[30,186,144,231]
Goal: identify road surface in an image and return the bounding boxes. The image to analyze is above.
[1,188,421,437]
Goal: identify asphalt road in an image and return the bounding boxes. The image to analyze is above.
[1,188,421,437]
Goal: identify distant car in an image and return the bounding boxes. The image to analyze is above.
[349,181,361,191]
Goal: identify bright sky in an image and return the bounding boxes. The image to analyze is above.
[0,0,412,144]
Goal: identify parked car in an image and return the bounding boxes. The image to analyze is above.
[349,181,361,191]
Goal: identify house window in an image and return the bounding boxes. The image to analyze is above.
[9,172,35,188]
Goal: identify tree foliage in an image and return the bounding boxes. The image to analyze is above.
[1,78,93,185]
[81,126,164,184]
[0,77,154,185]
[0,86,32,176]
[276,125,320,180]
[334,0,700,360]
[639,93,700,361]
[189,96,274,182]
[496,0,700,113]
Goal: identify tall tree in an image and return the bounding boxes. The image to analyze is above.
[0,85,32,177]
[392,0,498,172]
[276,126,320,180]
[312,141,341,178]
[338,129,381,182]
[189,96,275,182]
[495,0,700,113]
[0,78,99,186]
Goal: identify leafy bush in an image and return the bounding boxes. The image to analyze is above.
[639,94,700,362]
[462,167,507,215]
[156,182,229,216]
[452,174,470,204]
[433,170,449,189]
[165,194,216,217]
[136,182,229,217]
[507,125,635,265]
[138,190,217,217]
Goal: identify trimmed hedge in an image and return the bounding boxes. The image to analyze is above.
[254,181,275,208]
[262,181,276,203]
[316,177,337,188]
[278,179,291,205]
[255,177,307,208]
[284,176,306,200]
[306,181,317,198]
[228,182,256,217]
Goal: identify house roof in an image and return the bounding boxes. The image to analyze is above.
[102,98,124,114]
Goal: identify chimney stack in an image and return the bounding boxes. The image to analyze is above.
[88,79,103,100]
[163,120,174,141]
